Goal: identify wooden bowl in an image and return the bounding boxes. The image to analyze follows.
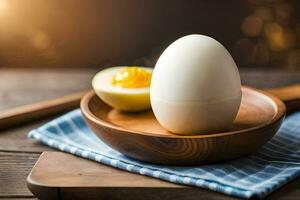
[81,87,285,165]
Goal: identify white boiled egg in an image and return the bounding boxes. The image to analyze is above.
[150,34,242,134]
[92,66,153,112]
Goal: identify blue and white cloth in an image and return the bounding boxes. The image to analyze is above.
[28,109,300,199]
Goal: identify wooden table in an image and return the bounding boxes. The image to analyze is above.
[1,68,300,200]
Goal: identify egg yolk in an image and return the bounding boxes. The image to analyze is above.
[112,67,152,88]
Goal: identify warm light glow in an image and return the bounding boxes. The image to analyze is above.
[237,0,299,68]
[275,3,292,21]
[32,31,52,51]
[0,0,7,13]
[264,23,285,51]
[241,15,263,37]
[254,6,273,22]
[264,23,295,52]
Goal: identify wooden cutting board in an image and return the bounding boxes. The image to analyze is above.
[27,152,239,200]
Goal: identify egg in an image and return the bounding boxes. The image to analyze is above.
[150,34,241,134]
[92,66,153,112]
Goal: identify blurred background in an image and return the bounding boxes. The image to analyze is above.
[0,0,299,69]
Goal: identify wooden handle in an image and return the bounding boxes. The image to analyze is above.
[0,91,87,130]
[266,84,300,112]
[1,84,300,131]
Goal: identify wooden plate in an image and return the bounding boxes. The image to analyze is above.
[81,87,285,165]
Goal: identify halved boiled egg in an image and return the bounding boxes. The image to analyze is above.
[92,66,153,112]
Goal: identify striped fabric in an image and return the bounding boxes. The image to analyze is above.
[28,109,300,199]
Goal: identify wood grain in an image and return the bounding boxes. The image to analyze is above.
[27,152,239,200]
[0,91,86,130]
[0,68,95,199]
[81,87,285,165]
[0,152,39,197]
[0,118,54,153]
[2,69,300,199]
[28,152,300,200]
[0,68,96,111]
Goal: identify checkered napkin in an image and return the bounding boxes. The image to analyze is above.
[28,109,300,199]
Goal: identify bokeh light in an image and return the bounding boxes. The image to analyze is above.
[0,0,7,13]
[254,6,273,22]
[32,31,52,51]
[275,2,293,21]
[264,22,285,51]
[235,0,300,69]
[242,15,263,37]
[0,0,298,69]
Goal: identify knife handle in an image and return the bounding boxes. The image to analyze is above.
[1,84,300,131]
[0,91,86,130]
[266,84,300,112]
